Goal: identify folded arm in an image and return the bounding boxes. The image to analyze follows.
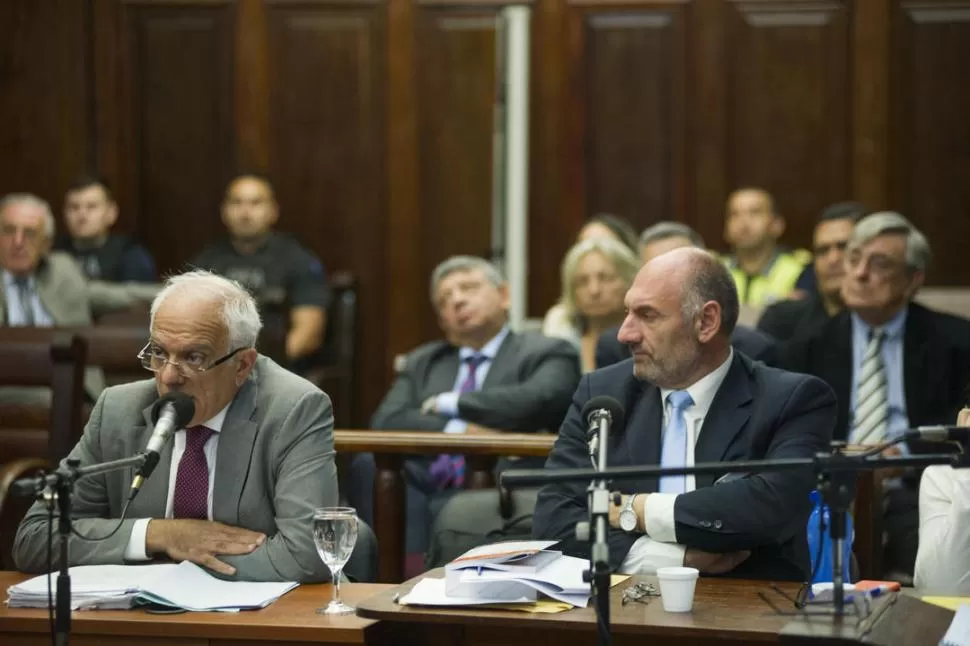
[370,366,449,431]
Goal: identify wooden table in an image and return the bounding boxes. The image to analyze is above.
[357,572,953,646]
[333,430,555,583]
[357,571,798,645]
[0,572,395,645]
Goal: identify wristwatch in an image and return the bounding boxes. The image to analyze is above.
[619,494,640,532]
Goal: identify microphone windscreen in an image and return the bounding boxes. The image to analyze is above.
[150,391,196,427]
[581,395,625,431]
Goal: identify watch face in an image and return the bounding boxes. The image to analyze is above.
[620,510,636,532]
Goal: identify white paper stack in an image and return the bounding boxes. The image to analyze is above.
[398,540,591,609]
[941,605,970,646]
[6,561,298,612]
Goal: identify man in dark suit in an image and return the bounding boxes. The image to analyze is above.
[534,247,836,580]
[758,202,867,342]
[596,221,777,368]
[349,256,580,560]
[782,212,970,577]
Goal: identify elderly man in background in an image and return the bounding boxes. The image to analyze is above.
[782,212,970,578]
[0,192,159,400]
[14,270,337,582]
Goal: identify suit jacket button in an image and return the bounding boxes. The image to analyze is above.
[714,520,723,529]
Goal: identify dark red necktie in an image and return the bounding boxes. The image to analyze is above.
[172,425,214,519]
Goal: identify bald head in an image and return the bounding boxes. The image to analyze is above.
[618,247,736,388]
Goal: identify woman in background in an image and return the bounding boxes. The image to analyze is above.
[541,237,640,372]
[577,213,639,254]
[913,406,970,593]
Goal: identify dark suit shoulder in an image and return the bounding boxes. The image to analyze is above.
[509,331,577,357]
[908,302,970,340]
[743,353,833,397]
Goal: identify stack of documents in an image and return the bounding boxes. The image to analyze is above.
[941,604,970,646]
[6,561,298,612]
[399,540,591,609]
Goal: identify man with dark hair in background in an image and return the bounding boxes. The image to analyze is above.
[55,175,157,283]
[758,202,867,342]
[192,173,328,372]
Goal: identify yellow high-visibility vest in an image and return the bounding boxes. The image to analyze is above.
[722,251,810,306]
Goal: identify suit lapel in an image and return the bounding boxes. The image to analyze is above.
[130,405,173,518]
[213,378,259,524]
[903,305,934,426]
[482,332,518,387]
[428,348,460,395]
[624,382,663,493]
[693,354,753,489]
[823,315,854,441]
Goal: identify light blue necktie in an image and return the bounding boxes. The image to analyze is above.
[659,390,694,494]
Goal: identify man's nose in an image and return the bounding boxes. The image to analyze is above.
[617,314,637,343]
[159,361,184,386]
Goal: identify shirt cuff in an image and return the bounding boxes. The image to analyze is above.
[618,535,687,574]
[443,419,468,434]
[124,518,152,561]
[642,493,678,543]
[436,392,460,417]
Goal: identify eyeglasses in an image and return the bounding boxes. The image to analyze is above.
[137,342,244,378]
[621,581,660,606]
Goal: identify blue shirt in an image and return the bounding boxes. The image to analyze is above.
[850,307,909,446]
[435,326,511,434]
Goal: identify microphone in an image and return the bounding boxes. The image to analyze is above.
[128,392,196,501]
[582,396,625,466]
[906,425,970,443]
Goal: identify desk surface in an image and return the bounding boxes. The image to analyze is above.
[333,429,555,456]
[357,571,796,643]
[0,572,392,645]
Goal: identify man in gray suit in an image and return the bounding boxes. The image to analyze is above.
[349,256,580,560]
[14,270,337,582]
[0,193,159,400]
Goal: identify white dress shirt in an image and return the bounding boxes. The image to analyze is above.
[913,465,970,593]
[124,403,230,560]
[620,349,734,574]
[1,270,54,326]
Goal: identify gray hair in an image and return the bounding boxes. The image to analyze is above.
[150,270,263,350]
[558,237,640,327]
[0,193,56,238]
[638,221,705,251]
[850,211,931,272]
[681,251,740,337]
[429,255,505,303]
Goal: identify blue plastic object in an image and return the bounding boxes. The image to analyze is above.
[806,490,854,584]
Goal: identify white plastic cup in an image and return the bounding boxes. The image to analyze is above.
[656,566,700,612]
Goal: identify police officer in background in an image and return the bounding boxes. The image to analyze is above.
[721,187,810,307]
[191,173,329,371]
[55,175,157,283]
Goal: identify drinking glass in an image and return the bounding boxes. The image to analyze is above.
[312,506,359,615]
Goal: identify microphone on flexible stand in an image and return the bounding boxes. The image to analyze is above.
[128,391,196,502]
[583,396,625,468]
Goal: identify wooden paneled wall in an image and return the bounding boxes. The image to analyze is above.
[2,0,969,426]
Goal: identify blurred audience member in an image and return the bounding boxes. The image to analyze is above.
[577,213,639,253]
[597,222,777,368]
[541,237,639,372]
[192,174,328,371]
[348,256,579,570]
[0,193,158,400]
[758,202,867,341]
[782,212,970,577]
[722,188,810,306]
[55,175,156,283]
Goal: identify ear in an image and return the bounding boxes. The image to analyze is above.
[498,281,511,312]
[770,216,786,239]
[234,348,259,386]
[905,269,925,300]
[105,202,119,227]
[696,301,722,343]
[268,200,280,226]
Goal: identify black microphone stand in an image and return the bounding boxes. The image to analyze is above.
[501,442,964,642]
[12,453,150,646]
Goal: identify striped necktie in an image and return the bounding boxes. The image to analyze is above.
[852,328,888,445]
[14,276,35,326]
